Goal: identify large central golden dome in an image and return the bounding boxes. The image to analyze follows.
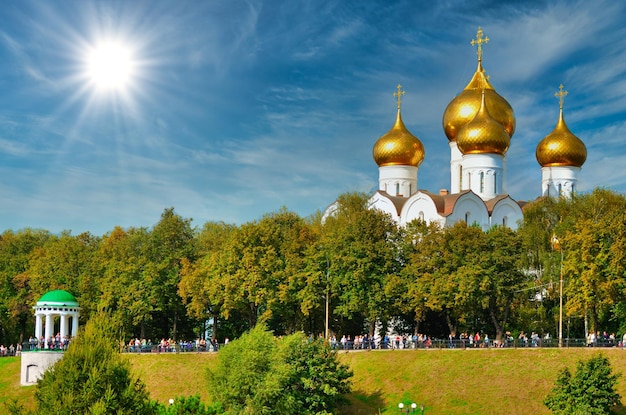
[373,85,425,167]
[457,90,510,155]
[536,85,587,168]
[442,28,516,143]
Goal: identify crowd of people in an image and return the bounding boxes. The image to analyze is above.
[329,333,433,350]
[5,329,626,357]
[122,337,230,353]
[26,334,71,351]
[0,343,21,357]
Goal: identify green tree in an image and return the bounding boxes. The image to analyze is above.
[203,209,313,333]
[207,325,352,415]
[146,208,197,340]
[320,192,400,336]
[0,229,51,344]
[545,354,621,414]
[33,311,157,415]
[179,221,237,341]
[97,226,154,340]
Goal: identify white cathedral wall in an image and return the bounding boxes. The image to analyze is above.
[449,142,463,194]
[460,153,504,201]
[400,192,446,227]
[368,193,400,222]
[444,192,490,230]
[490,197,524,230]
[378,165,418,197]
[541,166,581,198]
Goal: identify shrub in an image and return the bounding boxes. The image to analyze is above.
[207,325,352,414]
[34,312,157,415]
[545,354,621,415]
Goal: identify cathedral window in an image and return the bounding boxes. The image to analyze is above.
[480,172,485,193]
[395,183,400,196]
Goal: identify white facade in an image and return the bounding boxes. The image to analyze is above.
[541,165,581,198]
[377,165,418,198]
[459,153,505,201]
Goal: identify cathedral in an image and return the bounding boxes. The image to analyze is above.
[325,27,587,231]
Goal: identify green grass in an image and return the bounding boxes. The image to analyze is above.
[3,348,626,414]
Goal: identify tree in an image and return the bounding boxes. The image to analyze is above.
[545,354,621,415]
[207,325,352,415]
[33,311,157,415]
[179,221,237,341]
[146,208,197,340]
[202,209,314,333]
[320,192,400,336]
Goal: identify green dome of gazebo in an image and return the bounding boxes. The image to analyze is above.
[37,290,79,307]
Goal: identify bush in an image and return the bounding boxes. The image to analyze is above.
[545,354,621,415]
[156,395,222,415]
[33,312,157,415]
[207,325,352,414]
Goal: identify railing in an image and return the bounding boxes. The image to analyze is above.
[6,337,620,356]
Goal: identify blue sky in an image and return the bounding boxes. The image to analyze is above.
[0,0,625,235]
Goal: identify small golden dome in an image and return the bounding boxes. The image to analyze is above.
[442,28,516,142]
[536,85,586,167]
[373,109,425,167]
[456,90,510,155]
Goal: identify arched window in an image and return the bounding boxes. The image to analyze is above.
[557,183,562,196]
[480,172,485,193]
[395,182,400,196]
[465,212,470,223]
[502,216,508,226]
[459,165,463,189]
[419,211,424,221]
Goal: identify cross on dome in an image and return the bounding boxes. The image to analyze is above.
[393,84,405,110]
[471,27,489,63]
[555,84,568,110]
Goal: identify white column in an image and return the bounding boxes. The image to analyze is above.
[71,312,79,337]
[44,313,53,349]
[35,312,43,340]
[60,313,68,338]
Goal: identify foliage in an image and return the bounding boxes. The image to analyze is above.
[545,354,621,414]
[33,311,158,415]
[319,192,400,336]
[156,395,222,415]
[4,189,626,345]
[207,325,352,414]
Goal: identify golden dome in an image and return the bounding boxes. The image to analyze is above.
[373,109,425,167]
[456,90,510,155]
[536,85,587,167]
[442,28,516,142]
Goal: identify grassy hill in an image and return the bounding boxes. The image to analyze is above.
[3,348,626,414]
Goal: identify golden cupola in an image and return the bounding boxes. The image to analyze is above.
[442,27,516,142]
[373,85,425,167]
[536,85,587,168]
[456,89,510,155]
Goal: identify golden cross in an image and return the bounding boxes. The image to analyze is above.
[471,27,489,63]
[393,84,405,110]
[555,84,568,110]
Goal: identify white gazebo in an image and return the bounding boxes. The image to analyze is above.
[33,289,80,348]
[22,289,81,385]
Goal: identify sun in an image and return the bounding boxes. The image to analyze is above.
[87,42,135,90]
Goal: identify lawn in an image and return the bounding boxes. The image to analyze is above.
[2,347,626,414]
